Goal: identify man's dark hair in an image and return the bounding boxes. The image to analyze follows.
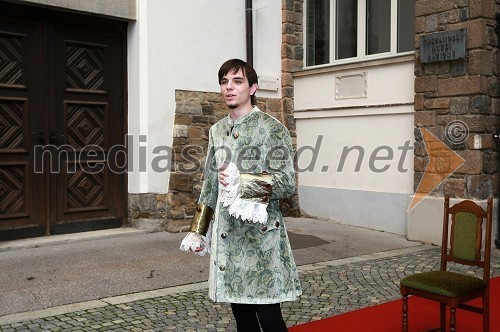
[218,58,258,105]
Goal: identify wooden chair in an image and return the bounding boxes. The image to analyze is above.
[400,196,493,332]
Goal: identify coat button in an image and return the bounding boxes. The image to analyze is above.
[221,233,227,239]
[275,221,280,227]
[261,225,267,231]
[219,265,225,271]
[233,131,239,139]
[262,196,269,202]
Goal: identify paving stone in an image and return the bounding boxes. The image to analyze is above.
[1,248,499,331]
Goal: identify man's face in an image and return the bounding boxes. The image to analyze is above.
[220,69,257,109]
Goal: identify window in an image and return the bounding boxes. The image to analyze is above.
[305,0,415,66]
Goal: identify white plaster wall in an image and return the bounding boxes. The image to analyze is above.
[295,110,414,193]
[293,60,415,234]
[127,0,282,193]
[294,61,414,111]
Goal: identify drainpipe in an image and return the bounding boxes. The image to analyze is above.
[495,13,500,249]
[245,0,253,66]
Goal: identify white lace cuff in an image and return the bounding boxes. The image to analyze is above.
[220,163,270,224]
[179,232,210,256]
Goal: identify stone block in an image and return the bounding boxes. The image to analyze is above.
[450,61,466,77]
[424,97,450,109]
[456,150,483,174]
[173,125,188,138]
[294,45,304,60]
[483,151,499,173]
[175,103,202,115]
[470,95,492,114]
[452,20,487,49]
[460,8,469,20]
[463,114,489,132]
[165,219,191,233]
[466,174,494,199]
[266,98,282,113]
[187,127,202,139]
[443,177,466,197]
[415,111,437,126]
[201,104,214,115]
[414,156,429,172]
[414,140,428,157]
[415,76,438,93]
[438,76,487,96]
[166,207,186,219]
[175,114,192,125]
[449,97,469,115]
[129,218,166,233]
[441,9,461,24]
[466,134,494,150]
[167,191,196,207]
[283,34,300,45]
[468,50,493,76]
[169,173,194,192]
[415,16,425,33]
[282,59,302,72]
[415,94,425,111]
[415,0,455,17]
[130,194,157,214]
[175,90,205,103]
[469,0,496,18]
[425,14,438,32]
[425,62,450,75]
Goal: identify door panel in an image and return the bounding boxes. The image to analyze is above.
[50,23,125,232]
[0,18,47,239]
[0,4,126,239]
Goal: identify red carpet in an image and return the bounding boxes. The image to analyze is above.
[290,277,500,332]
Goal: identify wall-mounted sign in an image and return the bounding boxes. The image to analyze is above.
[335,72,367,100]
[420,29,467,63]
[257,76,279,91]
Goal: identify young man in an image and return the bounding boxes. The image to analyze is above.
[181,59,302,332]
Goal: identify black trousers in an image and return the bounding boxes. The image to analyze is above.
[230,303,288,332]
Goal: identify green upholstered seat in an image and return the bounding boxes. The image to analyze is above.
[400,271,486,297]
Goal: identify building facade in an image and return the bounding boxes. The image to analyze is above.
[0,0,498,246]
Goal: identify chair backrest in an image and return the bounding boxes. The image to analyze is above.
[440,196,493,283]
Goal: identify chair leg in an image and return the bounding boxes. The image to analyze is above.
[440,303,446,331]
[484,293,489,332]
[402,295,408,332]
[450,307,456,332]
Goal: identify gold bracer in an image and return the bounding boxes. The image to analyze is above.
[190,204,214,236]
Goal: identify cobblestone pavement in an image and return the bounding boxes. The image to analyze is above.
[1,247,499,332]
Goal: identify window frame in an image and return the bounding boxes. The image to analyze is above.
[304,0,414,68]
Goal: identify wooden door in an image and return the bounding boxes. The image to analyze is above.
[0,3,127,240]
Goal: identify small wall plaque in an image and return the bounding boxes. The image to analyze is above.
[257,76,279,91]
[420,29,467,63]
[335,72,367,100]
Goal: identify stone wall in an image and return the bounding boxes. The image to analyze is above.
[165,90,298,232]
[281,0,304,216]
[414,0,499,200]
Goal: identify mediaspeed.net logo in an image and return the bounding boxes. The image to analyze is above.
[409,121,468,210]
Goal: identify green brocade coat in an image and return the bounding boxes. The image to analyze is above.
[198,106,302,304]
